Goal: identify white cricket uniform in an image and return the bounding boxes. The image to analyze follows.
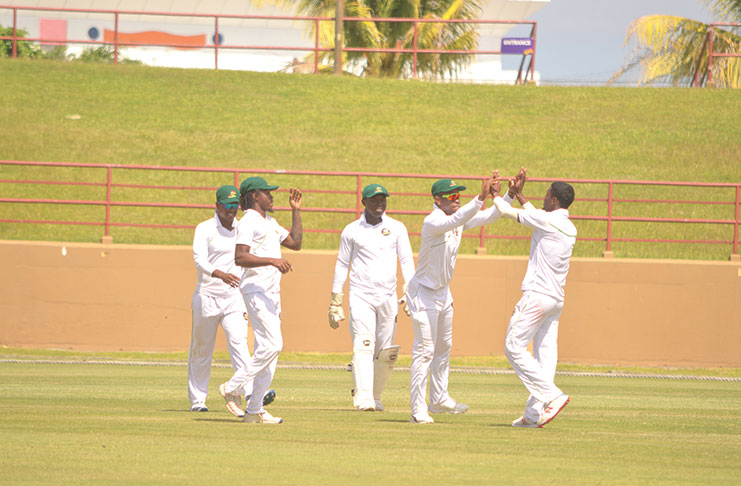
[188,212,251,408]
[332,212,415,407]
[407,195,511,418]
[226,209,289,414]
[494,197,577,423]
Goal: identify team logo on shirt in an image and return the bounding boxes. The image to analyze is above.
[243,313,249,321]
[382,228,390,236]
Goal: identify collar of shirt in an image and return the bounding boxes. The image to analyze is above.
[360,211,384,227]
[214,211,238,232]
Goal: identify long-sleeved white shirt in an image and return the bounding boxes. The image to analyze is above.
[332,212,415,303]
[235,209,289,295]
[410,194,511,290]
[193,212,242,297]
[493,196,577,301]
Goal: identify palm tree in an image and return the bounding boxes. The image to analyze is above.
[283,0,483,79]
[610,0,740,87]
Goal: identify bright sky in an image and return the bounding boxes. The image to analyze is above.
[521,0,717,85]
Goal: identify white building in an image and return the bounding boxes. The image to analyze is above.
[1,0,548,83]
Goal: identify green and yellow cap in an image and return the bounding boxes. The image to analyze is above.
[216,185,240,204]
[431,179,467,196]
[239,176,279,196]
[361,183,390,199]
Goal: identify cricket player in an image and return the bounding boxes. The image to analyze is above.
[491,169,576,428]
[188,185,252,413]
[328,183,416,412]
[219,176,302,424]
[407,174,513,424]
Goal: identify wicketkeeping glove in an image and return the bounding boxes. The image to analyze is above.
[328,292,345,329]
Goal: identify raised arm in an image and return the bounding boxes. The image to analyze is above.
[424,178,491,235]
[281,188,303,250]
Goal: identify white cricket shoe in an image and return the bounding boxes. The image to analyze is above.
[429,398,469,414]
[537,394,570,427]
[409,412,435,424]
[356,398,376,411]
[511,416,538,428]
[243,410,283,424]
[190,404,208,412]
[374,399,385,412]
[219,383,244,418]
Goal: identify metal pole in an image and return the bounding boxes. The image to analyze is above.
[733,184,740,257]
[114,12,119,64]
[606,182,613,253]
[234,171,239,187]
[530,22,537,83]
[314,19,320,74]
[104,166,112,241]
[356,174,362,218]
[707,25,715,86]
[214,16,219,70]
[413,21,418,79]
[12,8,17,58]
[335,0,343,74]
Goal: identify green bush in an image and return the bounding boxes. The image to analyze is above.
[0,25,42,59]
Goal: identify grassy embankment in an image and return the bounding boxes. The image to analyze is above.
[1,59,739,259]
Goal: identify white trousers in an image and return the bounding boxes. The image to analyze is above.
[188,292,252,407]
[227,291,283,414]
[504,291,564,422]
[348,292,398,406]
[407,282,455,416]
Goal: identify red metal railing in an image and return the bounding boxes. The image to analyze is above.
[707,22,740,87]
[694,22,740,87]
[1,160,739,259]
[0,5,537,82]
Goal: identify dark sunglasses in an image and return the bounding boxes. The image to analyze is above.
[440,193,460,202]
[219,203,239,210]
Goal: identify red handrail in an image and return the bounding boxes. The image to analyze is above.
[1,160,739,260]
[706,22,740,87]
[0,4,536,80]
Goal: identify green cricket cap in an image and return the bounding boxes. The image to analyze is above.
[240,176,279,196]
[216,185,240,204]
[361,183,390,199]
[431,179,467,196]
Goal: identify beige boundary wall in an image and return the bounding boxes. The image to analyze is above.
[1,240,739,367]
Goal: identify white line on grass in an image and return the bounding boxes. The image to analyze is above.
[1,359,738,382]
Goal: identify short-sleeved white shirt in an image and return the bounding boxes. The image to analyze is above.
[518,207,577,302]
[193,212,242,298]
[235,209,289,295]
[331,213,415,303]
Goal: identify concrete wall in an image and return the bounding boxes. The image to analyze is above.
[1,240,739,367]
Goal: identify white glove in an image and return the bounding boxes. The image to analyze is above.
[328,292,345,329]
[398,284,410,317]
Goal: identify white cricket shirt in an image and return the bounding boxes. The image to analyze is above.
[193,212,242,298]
[331,212,415,303]
[235,209,289,295]
[518,207,577,302]
[411,194,512,291]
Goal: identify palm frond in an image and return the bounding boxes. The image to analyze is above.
[703,0,741,22]
[613,14,740,88]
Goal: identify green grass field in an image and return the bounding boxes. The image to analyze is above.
[2,358,740,485]
[1,59,740,259]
